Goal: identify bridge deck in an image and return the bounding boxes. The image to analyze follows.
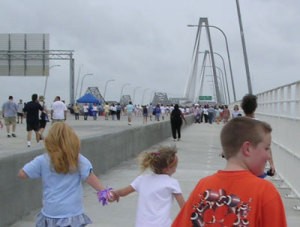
[4,115,300,226]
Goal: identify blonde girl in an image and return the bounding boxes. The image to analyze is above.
[18,122,107,227]
[112,146,185,227]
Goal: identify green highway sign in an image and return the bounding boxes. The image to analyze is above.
[199,96,212,101]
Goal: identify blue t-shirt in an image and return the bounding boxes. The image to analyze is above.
[23,153,92,218]
[126,104,134,113]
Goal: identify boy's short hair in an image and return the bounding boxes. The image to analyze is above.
[241,94,257,115]
[220,117,272,159]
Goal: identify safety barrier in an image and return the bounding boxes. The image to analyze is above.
[0,115,194,226]
[230,80,300,202]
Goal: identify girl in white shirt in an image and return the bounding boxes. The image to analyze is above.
[112,146,185,227]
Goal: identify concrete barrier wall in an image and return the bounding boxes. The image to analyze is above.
[0,115,193,226]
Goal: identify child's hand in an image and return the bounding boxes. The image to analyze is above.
[108,190,120,202]
[97,188,119,205]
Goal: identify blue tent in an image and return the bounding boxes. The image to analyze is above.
[76,93,101,104]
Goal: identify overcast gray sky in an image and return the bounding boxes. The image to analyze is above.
[0,0,299,105]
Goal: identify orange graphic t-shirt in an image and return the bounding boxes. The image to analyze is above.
[172,170,287,227]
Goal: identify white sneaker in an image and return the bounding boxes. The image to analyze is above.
[27,141,31,147]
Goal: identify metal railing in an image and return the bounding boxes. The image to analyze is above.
[230,80,300,199]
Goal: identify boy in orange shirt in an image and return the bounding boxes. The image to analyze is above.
[172,117,287,227]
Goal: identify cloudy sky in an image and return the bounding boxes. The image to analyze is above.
[0,0,299,105]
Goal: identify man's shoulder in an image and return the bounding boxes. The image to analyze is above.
[24,101,33,106]
[53,101,66,106]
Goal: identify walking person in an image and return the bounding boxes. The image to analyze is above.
[241,93,276,176]
[18,122,114,226]
[170,104,186,141]
[232,104,242,118]
[142,105,148,124]
[110,103,117,120]
[207,105,215,124]
[92,103,98,120]
[222,105,230,123]
[73,103,80,120]
[126,101,134,125]
[160,104,166,120]
[2,95,18,138]
[214,106,221,124]
[23,94,43,147]
[147,103,154,121]
[241,93,258,119]
[17,99,24,124]
[172,117,287,227]
[116,103,122,120]
[83,103,89,120]
[193,105,201,123]
[111,146,185,227]
[50,96,67,123]
[38,96,49,141]
[104,102,110,120]
[202,104,209,123]
[154,104,161,121]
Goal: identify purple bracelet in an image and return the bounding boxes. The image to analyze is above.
[97,188,113,206]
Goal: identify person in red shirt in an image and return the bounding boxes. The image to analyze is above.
[172,117,287,227]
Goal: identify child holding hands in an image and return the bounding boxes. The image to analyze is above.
[18,122,114,227]
[112,146,185,227]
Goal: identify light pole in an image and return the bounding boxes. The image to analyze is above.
[132,86,141,103]
[236,0,252,94]
[75,64,83,100]
[79,73,93,97]
[188,24,237,101]
[120,83,130,99]
[103,79,115,100]
[43,64,60,98]
[142,88,150,105]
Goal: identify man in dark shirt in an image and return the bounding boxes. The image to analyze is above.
[23,94,43,147]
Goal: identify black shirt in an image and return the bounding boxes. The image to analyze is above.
[23,101,43,123]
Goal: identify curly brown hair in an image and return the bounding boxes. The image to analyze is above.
[138,146,178,174]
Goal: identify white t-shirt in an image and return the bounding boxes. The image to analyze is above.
[83,105,89,113]
[131,173,182,227]
[51,101,67,120]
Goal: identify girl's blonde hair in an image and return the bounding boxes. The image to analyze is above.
[44,122,80,174]
[139,146,178,174]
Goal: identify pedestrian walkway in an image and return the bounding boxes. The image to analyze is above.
[9,122,300,226]
[0,113,155,158]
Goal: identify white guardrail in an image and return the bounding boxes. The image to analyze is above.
[230,80,300,199]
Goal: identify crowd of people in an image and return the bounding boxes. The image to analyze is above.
[1,94,68,147]
[1,94,195,146]
[2,93,288,226]
[69,101,193,124]
[191,103,241,124]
